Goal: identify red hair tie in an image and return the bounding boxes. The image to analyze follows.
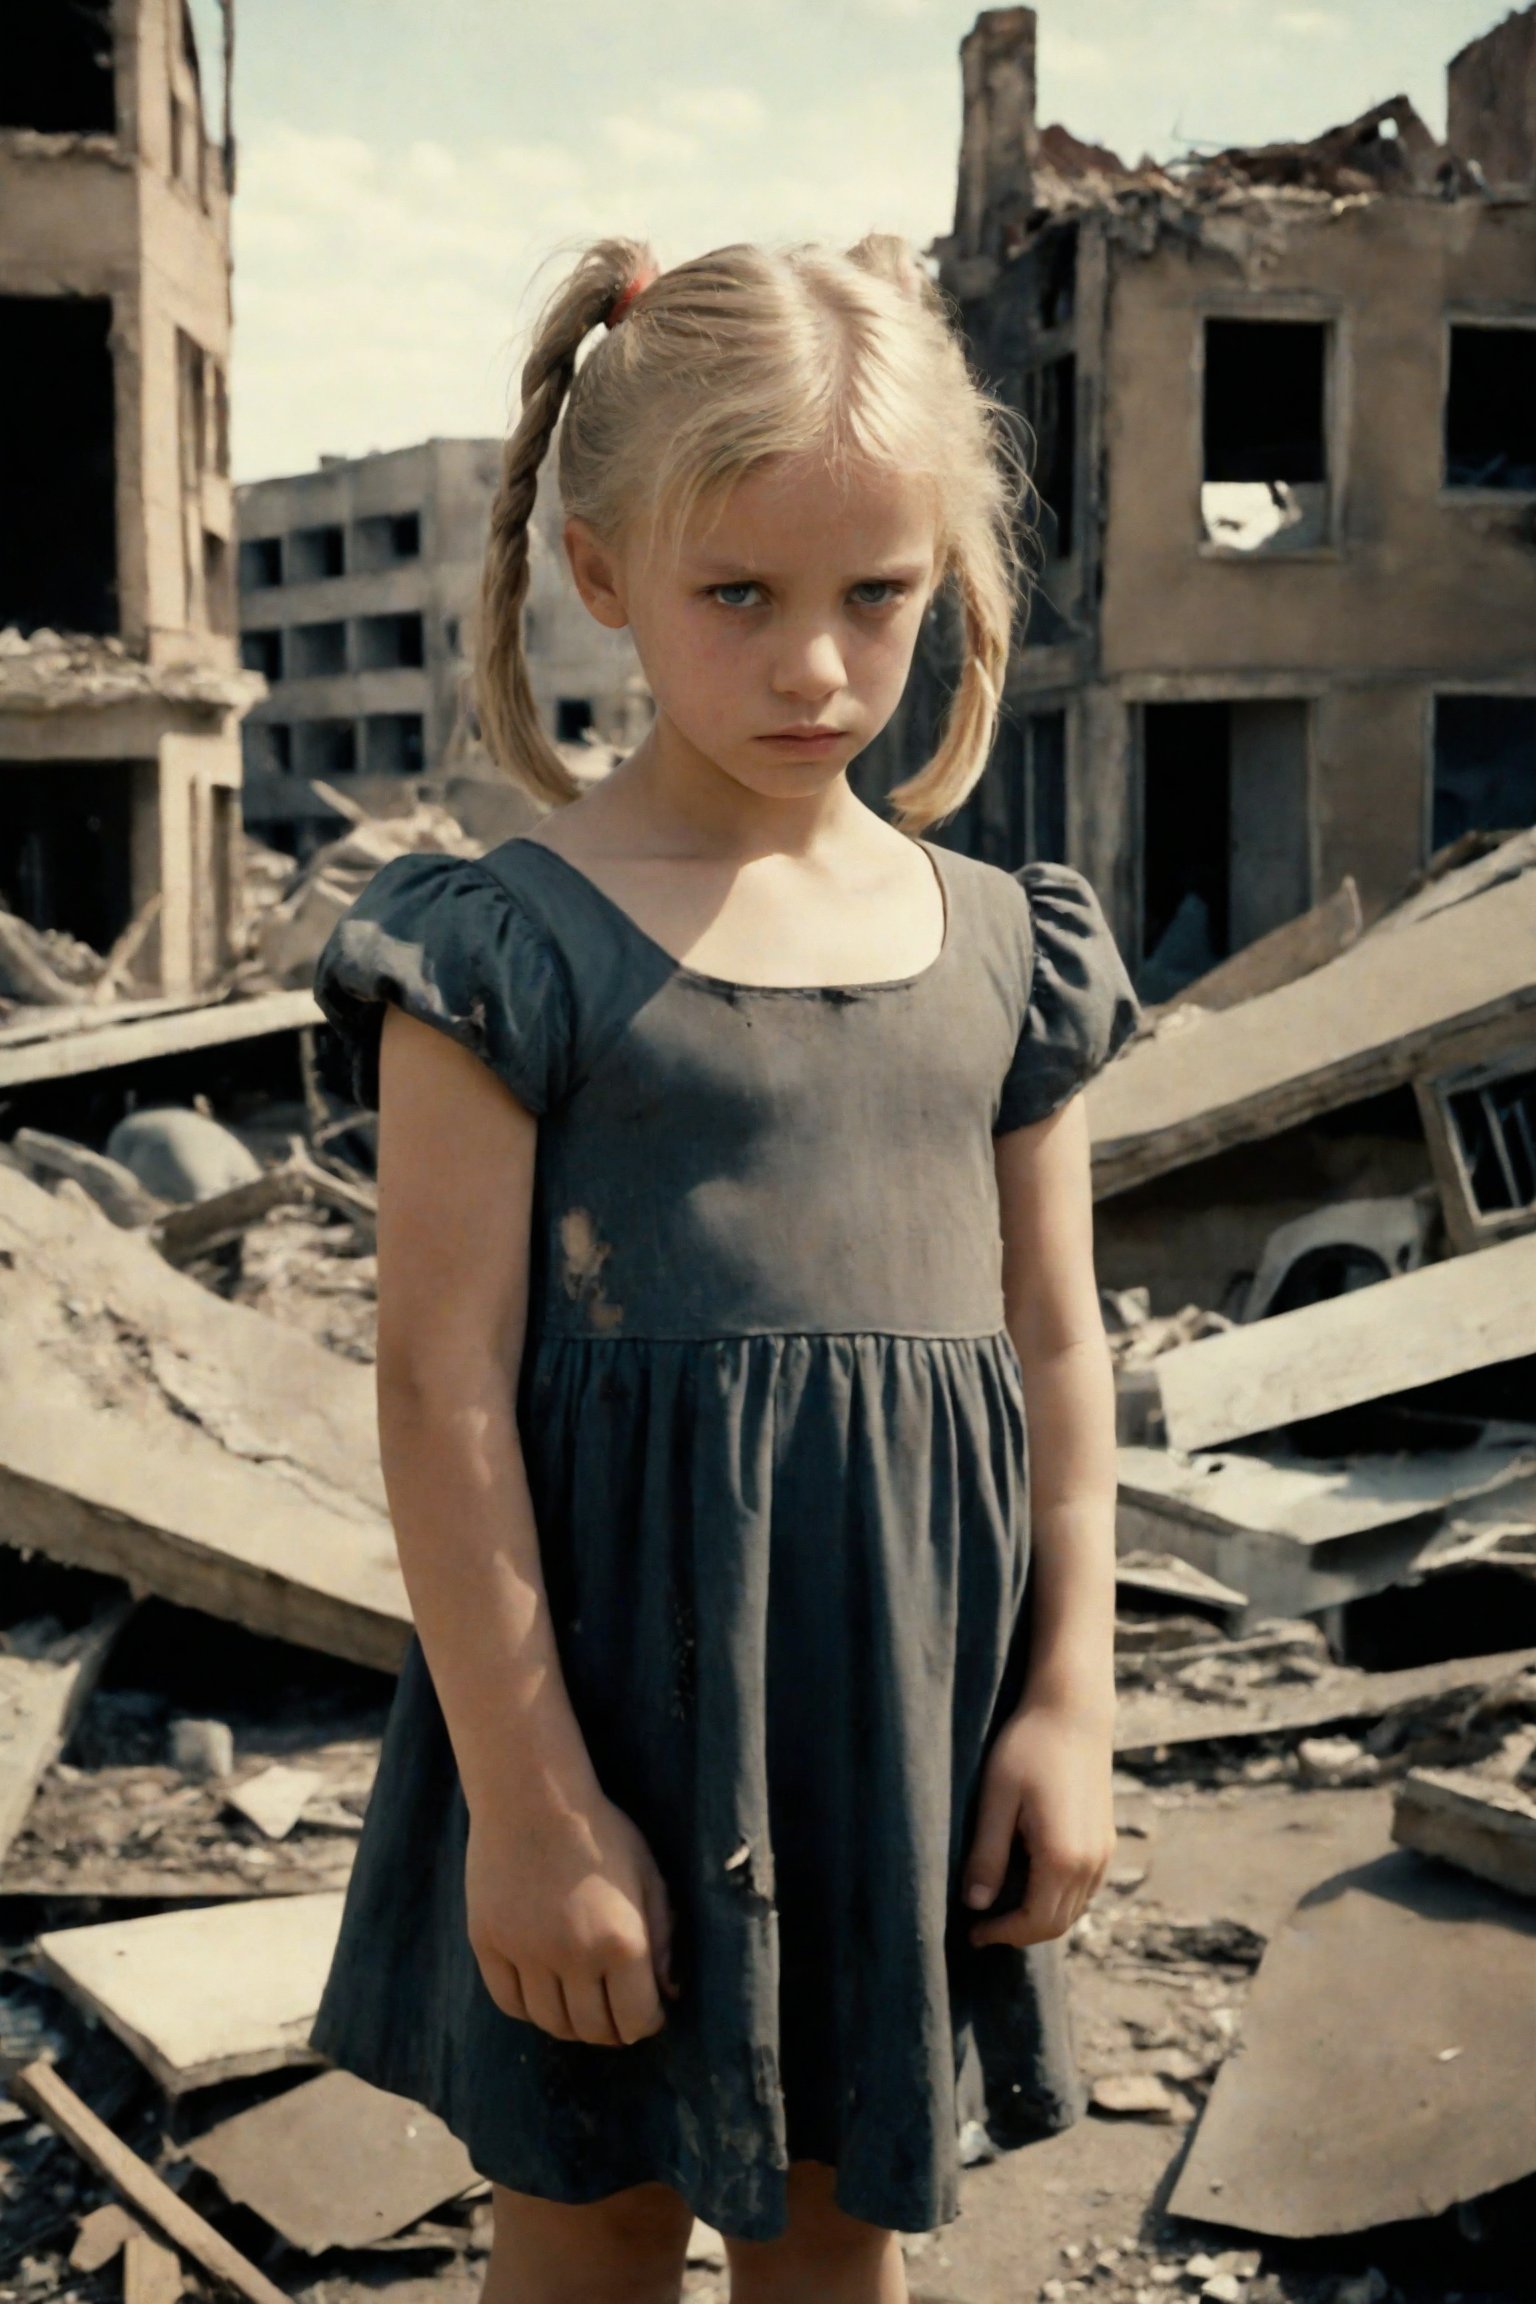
[605,262,659,330]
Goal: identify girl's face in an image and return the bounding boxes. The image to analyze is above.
[566,453,940,804]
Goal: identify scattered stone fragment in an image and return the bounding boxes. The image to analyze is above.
[169,1718,234,1781]
[1090,2073,1178,2119]
[1296,1736,1380,1787]
[69,2203,144,2272]
[224,1763,325,1841]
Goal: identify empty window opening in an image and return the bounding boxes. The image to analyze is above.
[0,763,134,953]
[352,511,422,572]
[1027,711,1068,863]
[1432,696,1536,852]
[0,298,118,635]
[211,363,230,476]
[177,331,207,480]
[929,707,1066,875]
[290,621,348,679]
[1202,319,1329,552]
[1140,698,1311,999]
[557,697,596,743]
[203,532,234,636]
[240,536,283,589]
[1448,1060,1536,1221]
[1022,357,1076,559]
[4,0,114,133]
[294,720,357,779]
[364,714,426,776]
[288,525,345,583]
[1038,224,1077,331]
[1445,326,1536,491]
[357,612,426,671]
[241,721,293,779]
[241,630,284,681]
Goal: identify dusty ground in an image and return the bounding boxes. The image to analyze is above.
[5,1769,1525,2304]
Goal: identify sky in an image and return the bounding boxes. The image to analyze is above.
[220,0,1507,482]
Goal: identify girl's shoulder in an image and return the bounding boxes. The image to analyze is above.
[311,844,581,1117]
[925,846,1142,1133]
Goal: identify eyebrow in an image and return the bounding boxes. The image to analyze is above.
[687,558,932,583]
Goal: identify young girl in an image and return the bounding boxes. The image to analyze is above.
[309,235,1140,2304]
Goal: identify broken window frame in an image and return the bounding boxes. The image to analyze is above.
[1196,305,1341,560]
[1442,312,1536,498]
[1419,1040,1536,1253]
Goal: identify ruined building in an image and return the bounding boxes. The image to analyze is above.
[237,445,644,853]
[904,6,1536,998]
[0,0,256,993]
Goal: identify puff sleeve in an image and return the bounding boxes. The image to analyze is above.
[312,853,573,1116]
[993,862,1141,1134]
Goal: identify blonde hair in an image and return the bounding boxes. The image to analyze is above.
[476,235,1025,833]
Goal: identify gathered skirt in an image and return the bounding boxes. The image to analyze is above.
[308,1329,1085,2241]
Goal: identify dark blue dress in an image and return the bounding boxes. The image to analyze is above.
[307,833,1139,2241]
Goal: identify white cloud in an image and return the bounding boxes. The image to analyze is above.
[1276,8,1347,36]
[662,86,767,134]
[231,64,957,478]
[1043,31,1110,82]
[601,114,699,165]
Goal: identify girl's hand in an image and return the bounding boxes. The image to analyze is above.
[961,1698,1115,1949]
[466,1788,680,2047]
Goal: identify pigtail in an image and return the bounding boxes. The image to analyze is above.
[885,539,1013,833]
[475,238,656,805]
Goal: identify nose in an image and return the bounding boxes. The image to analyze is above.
[771,621,846,704]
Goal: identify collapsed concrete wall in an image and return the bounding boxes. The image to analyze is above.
[1450,5,1536,191]
[0,0,254,996]
[915,6,1536,1004]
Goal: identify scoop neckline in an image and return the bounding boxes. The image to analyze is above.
[509,836,954,996]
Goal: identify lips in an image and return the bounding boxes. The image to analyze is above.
[758,727,848,744]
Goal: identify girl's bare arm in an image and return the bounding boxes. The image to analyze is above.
[963,1094,1118,1946]
[373,1004,676,2045]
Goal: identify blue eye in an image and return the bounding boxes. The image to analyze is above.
[851,580,902,607]
[711,582,763,609]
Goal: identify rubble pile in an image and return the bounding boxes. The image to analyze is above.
[1,570,1532,2304]
[0,627,263,718]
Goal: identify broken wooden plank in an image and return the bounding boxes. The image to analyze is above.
[1163,878,1361,1016]
[153,1154,376,1268]
[8,2058,292,2304]
[0,989,322,1091]
[0,1163,405,1672]
[36,1892,344,2094]
[0,1596,133,1865]
[1169,1849,1536,2236]
[1114,1642,1536,1754]
[1118,1436,1536,1618]
[11,1130,165,1228]
[1392,1768,1536,1900]
[186,2068,477,2253]
[1154,1232,1536,1452]
[1088,869,1536,1198]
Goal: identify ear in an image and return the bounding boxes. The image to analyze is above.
[564,517,629,630]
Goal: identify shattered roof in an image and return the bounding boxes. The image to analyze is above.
[1024,94,1483,238]
[0,628,262,716]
